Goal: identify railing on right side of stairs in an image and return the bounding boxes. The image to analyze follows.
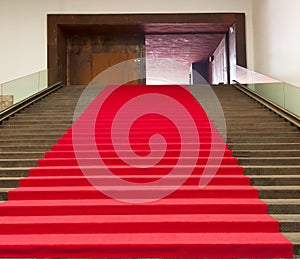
[231,65,300,128]
[0,66,63,123]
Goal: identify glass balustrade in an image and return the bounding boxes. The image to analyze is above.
[231,65,300,117]
[0,67,62,112]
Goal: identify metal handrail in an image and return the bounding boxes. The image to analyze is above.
[0,81,63,124]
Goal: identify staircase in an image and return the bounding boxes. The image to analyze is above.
[0,86,85,200]
[0,84,298,257]
[212,85,300,256]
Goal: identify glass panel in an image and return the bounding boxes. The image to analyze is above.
[284,83,300,117]
[38,70,48,91]
[0,67,62,112]
[231,65,300,118]
[252,82,285,108]
[2,72,39,105]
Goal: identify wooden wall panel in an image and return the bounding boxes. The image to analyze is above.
[67,34,145,86]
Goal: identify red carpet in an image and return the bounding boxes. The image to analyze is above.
[0,85,293,258]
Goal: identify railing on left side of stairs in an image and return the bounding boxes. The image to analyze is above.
[0,66,63,123]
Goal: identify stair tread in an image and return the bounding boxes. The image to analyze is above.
[1,198,267,206]
[0,213,277,224]
[0,232,289,244]
[0,177,23,180]
[244,165,300,168]
[10,185,257,191]
[272,215,300,221]
[251,175,300,178]
[257,186,300,190]
[283,233,300,244]
[263,199,300,204]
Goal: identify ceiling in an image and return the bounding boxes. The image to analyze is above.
[143,23,232,84]
[146,33,226,84]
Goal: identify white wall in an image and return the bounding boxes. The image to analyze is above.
[252,0,300,87]
[0,0,253,84]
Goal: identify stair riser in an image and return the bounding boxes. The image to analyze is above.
[0,140,58,146]
[0,221,278,235]
[0,161,37,167]
[29,166,244,177]
[0,153,44,159]
[228,138,300,143]
[251,178,300,186]
[0,170,29,177]
[0,204,268,216]
[230,144,300,150]
[19,177,250,187]
[234,151,300,157]
[269,205,300,214]
[280,222,300,232]
[0,192,7,200]
[244,167,300,175]
[259,190,300,199]
[0,135,62,140]
[0,180,20,188]
[239,159,300,165]
[0,146,51,152]
[8,189,259,200]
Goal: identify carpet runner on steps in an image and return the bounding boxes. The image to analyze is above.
[0,85,293,258]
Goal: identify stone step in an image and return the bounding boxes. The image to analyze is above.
[228,137,300,143]
[250,175,300,186]
[0,188,11,200]
[17,111,76,115]
[0,168,30,177]
[3,119,74,124]
[282,233,300,255]
[0,152,45,159]
[0,159,38,167]
[0,145,52,152]
[0,134,62,140]
[229,143,300,150]
[238,157,300,166]
[224,118,286,123]
[227,131,300,140]
[226,125,297,130]
[226,122,290,127]
[272,215,300,232]
[0,125,69,131]
[228,128,299,133]
[0,129,67,134]
[257,186,300,199]
[224,116,282,121]
[0,140,58,146]
[11,116,75,121]
[234,150,300,157]
[0,177,21,188]
[264,199,300,214]
[244,165,300,175]
[1,121,74,126]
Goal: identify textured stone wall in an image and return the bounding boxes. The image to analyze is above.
[0,95,13,111]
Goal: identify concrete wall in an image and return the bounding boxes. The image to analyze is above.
[252,0,300,87]
[0,0,253,84]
